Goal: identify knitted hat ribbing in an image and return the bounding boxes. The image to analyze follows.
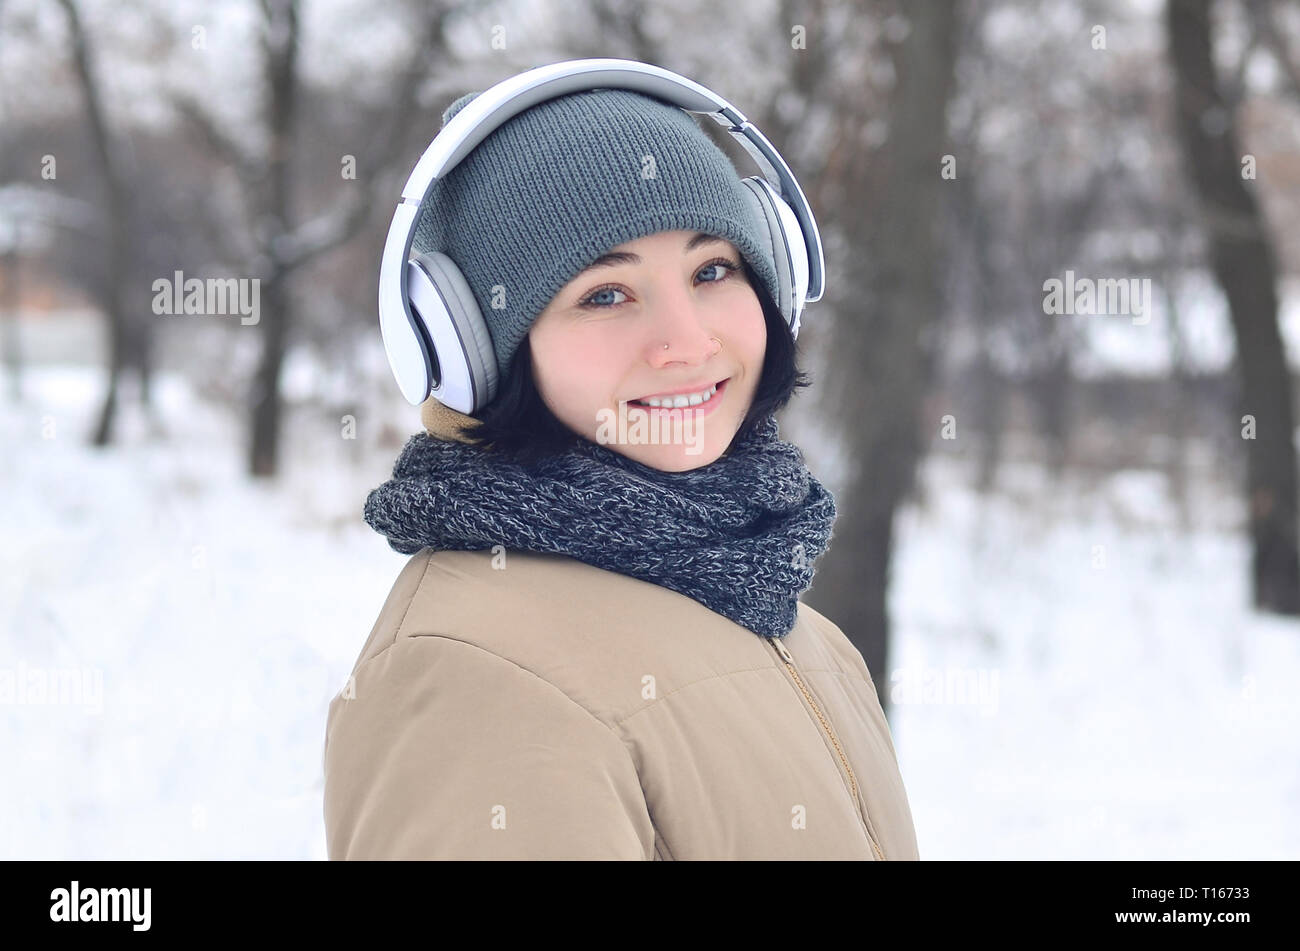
[411,86,782,383]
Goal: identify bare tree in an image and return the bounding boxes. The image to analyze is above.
[171,0,473,476]
[1167,0,1299,614]
[246,0,301,478]
[55,0,145,447]
[811,0,962,703]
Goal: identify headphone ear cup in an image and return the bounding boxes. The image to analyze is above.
[738,176,809,338]
[407,251,500,415]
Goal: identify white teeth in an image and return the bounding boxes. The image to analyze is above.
[633,382,719,408]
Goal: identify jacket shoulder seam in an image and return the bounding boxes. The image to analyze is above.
[390,551,437,644]
[402,631,627,740]
[348,551,436,673]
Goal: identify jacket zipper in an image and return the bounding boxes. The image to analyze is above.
[767,635,887,861]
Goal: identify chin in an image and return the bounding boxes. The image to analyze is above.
[627,440,726,472]
[587,403,743,471]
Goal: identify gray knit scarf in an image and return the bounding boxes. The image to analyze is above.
[363,414,837,638]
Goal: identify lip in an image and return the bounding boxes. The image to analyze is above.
[630,377,729,402]
[627,377,729,416]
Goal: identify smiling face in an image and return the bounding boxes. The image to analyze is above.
[527,229,767,472]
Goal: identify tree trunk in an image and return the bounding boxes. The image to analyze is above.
[1167,0,1299,614]
[248,0,300,478]
[57,0,131,448]
[2,229,22,403]
[250,265,290,476]
[812,0,961,709]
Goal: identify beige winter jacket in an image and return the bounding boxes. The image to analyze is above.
[322,398,920,860]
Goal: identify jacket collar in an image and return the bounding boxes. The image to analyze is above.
[420,397,481,445]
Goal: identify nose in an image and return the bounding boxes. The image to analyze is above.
[645,288,722,367]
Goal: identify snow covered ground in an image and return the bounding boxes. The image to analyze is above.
[3,362,1298,859]
[891,451,1300,859]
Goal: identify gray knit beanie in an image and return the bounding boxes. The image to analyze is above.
[411,86,783,382]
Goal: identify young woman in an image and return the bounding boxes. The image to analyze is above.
[323,70,920,860]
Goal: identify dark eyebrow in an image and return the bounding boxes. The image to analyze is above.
[575,232,729,276]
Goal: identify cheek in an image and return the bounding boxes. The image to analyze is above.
[726,297,767,366]
[530,323,625,400]
[570,328,627,369]
[527,325,572,406]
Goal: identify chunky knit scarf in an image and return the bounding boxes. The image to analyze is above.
[363,413,837,638]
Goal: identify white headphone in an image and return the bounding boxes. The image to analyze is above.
[378,58,826,414]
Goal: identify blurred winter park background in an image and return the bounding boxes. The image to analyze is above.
[4,0,1300,861]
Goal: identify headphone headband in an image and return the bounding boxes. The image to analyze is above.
[393,58,823,301]
[378,58,825,407]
